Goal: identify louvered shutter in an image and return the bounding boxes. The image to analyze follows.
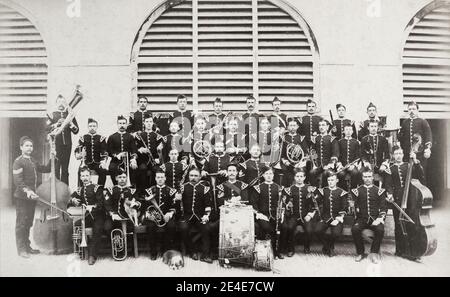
[134,0,317,115]
[0,3,47,117]
[402,2,450,119]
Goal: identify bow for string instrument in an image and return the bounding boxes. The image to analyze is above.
[33,86,83,254]
[398,133,437,258]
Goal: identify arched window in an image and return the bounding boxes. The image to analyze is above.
[131,0,319,114]
[0,2,48,117]
[402,0,450,118]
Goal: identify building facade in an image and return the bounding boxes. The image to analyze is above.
[0,0,449,203]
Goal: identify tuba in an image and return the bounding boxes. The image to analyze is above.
[68,205,88,260]
[111,228,127,261]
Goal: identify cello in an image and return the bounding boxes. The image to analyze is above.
[399,133,437,258]
[32,135,73,254]
[32,85,83,254]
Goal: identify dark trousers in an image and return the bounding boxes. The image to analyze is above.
[351,218,385,255]
[55,144,71,184]
[256,218,280,254]
[135,162,155,195]
[179,218,210,256]
[315,220,343,251]
[281,217,314,252]
[83,212,106,258]
[392,207,410,256]
[15,198,37,253]
[145,219,176,254]
[208,220,220,255]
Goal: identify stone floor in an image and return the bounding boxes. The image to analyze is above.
[1,202,449,277]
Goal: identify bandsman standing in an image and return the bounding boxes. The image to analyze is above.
[337,123,361,189]
[300,99,322,143]
[170,94,194,141]
[75,118,108,186]
[106,116,138,185]
[128,96,154,134]
[398,101,432,175]
[12,136,50,258]
[358,102,385,141]
[241,96,261,156]
[332,104,357,140]
[361,121,389,180]
[46,95,79,184]
[159,149,189,191]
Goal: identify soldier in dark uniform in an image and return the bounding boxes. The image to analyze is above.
[300,99,322,143]
[310,119,340,187]
[106,115,138,185]
[281,169,317,256]
[12,136,50,258]
[135,115,164,193]
[314,172,347,257]
[207,97,227,138]
[268,97,288,133]
[162,121,188,163]
[159,149,189,191]
[142,171,177,260]
[74,118,108,186]
[358,102,384,141]
[241,95,261,157]
[178,168,213,263]
[104,169,141,236]
[250,167,284,259]
[337,123,361,189]
[280,119,311,186]
[224,118,247,162]
[127,96,154,134]
[188,117,214,169]
[351,168,387,264]
[170,94,194,142]
[68,167,106,265]
[208,163,249,259]
[46,95,79,184]
[239,145,266,197]
[398,101,432,175]
[361,120,390,181]
[201,141,233,186]
[332,104,357,140]
[385,146,425,261]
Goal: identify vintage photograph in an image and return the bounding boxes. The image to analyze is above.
[0,0,449,278]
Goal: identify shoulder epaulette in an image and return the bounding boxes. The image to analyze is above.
[378,188,385,196]
[217,184,224,192]
[240,162,247,170]
[94,184,101,192]
[145,187,154,196]
[351,188,359,196]
[130,188,137,195]
[340,189,348,197]
[182,163,189,170]
[254,184,261,193]
[318,188,324,196]
[160,164,166,172]
[241,181,248,190]
[204,186,210,194]
[168,187,177,196]
[385,167,392,175]
[284,187,291,196]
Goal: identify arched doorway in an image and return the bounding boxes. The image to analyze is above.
[131,0,319,114]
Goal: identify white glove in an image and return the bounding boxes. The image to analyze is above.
[155,158,160,165]
[201,214,210,224]
[85,205,95,213]
[336,215,344,224]
[386,194,394,203]
[138,147,149,154]
[164,212,174,223]
[304,212,315,222]
[111,213,122,221]
[330,219,339,226]
[26,190,38,200]
[71,198,81,206]
[130,159,138,169]
[424,148,431,159]
[372,217,384,226]
[256,212,269,222]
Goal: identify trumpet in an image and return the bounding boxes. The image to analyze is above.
[121,152,132,187]
[145,196,166,227]
[69,205,88,260]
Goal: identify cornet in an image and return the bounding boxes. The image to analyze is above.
[145,197,167,227]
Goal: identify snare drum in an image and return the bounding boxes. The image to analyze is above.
[253,239,274,271]
[219,204,255,267]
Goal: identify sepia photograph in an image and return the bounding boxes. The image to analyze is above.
[0,0,449,282]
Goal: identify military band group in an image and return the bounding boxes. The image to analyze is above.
[13,94,433,267]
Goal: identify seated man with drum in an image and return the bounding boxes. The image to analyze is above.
[142,170,177,260]
[68,166,106,265]
[281,168,317,257]
[250,166,284,259]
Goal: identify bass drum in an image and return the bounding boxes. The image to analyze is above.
[219,204,255,267]
[253,239,274,271]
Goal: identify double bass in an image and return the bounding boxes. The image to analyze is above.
[32,86,83,254]
[399,133,437,258]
